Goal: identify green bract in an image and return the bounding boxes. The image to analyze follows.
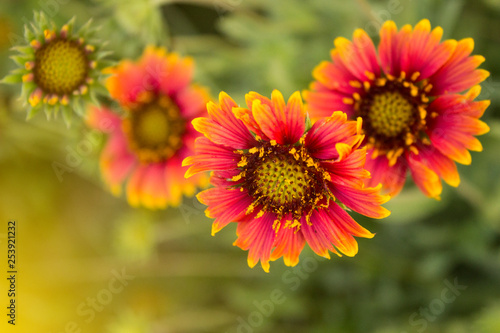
[1,12,111,125]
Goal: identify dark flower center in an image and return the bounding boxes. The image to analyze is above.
[123,95,185,163]
[354,76,429,162]
[253,152,311,206]
[237,141,333,230]
[365,90,416,138]
[34,39,88,95]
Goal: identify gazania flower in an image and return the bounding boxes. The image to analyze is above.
[87,47,209,209]
[2,12,108,124]
[183,90,390,272]
[304,19,490,199]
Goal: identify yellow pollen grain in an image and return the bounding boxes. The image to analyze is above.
[363,81,371,91]
[410,85,419,97]
[246,203,256,215]
[349,80,362,88]
[272,219,281,231]
[237,157,247,167]
[232,174,242,181]
[365,71,376,80]
[409,145,419,155]
[343,97,354,105]
[405,133,415,146]
[419,107,427,120]
[375,78,387,86]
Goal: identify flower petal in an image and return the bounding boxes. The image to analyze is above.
[192,92,257,149]
[321,147,370,187]
[140,162,169,209]
[311,61,361,95]
[183,137,240,178]
[328,183,391,219]
[234,213,276,272]
[379,21,412,76]
[430,38,489,95]
[407,153,443,199]
[99,128,137,194]
[427,91,490,165]
[416,145,460,187]
[303,87,355,119]
[399,19,456,80]
[333,29,379,81]
[249,91,305,144]
[106,60,147,107]
[86,106,122,133]
[197,187,254,235]
[301,205,371,258]
[363,153,407,197]
[126,165,149,207]
[176,84,210,118]
[270,223,306,267]
[304,112,362,159]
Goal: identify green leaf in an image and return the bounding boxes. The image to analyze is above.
[26,105,41,120]
[10,55,30,66]
[11,45,33,55]
[62,106,73,127]
[72,98,85,117]
[0,74,22,84]
[77,18,94,37]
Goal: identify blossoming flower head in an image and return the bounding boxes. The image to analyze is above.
[183,90,390,272]
[87,47,210,209]
[2,12,108,124]
[305,19,490,199]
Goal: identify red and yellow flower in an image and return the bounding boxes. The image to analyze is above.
[305,19,490,199]
[183,90,390,272]
[87,47,209,209]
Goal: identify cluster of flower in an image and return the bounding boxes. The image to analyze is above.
[3,13,489,272]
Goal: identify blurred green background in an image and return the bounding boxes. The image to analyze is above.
[1,0,500,332]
